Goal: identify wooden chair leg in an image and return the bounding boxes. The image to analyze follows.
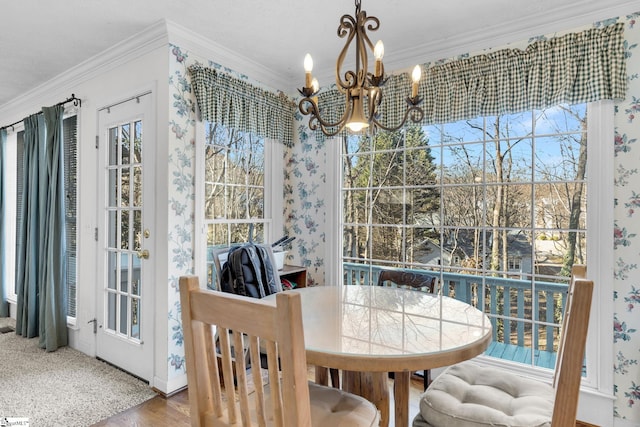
[423,369,431,390]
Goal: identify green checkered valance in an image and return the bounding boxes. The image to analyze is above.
[421,22,626,124]
[313,22,626,132]
[190,65,295,145]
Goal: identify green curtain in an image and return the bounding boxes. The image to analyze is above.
[309,22,626,133]
[16,113,43,338]
[39,105,67,350]
[0,128,7,317]
[189,65,295,145]
[15,106,67,351]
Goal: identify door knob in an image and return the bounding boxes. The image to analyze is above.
[137,249,150,259]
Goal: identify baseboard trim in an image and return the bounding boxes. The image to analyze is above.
[152,385,187,399]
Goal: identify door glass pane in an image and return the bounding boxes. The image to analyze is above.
[121,168,130,207]
[108,170,117,206]
[120,295,128,335]
[133,166,142,207]
[121,253,129,293]
[131,298,140,339]
[108,211,117,248]
[133,210,142,252]
[120,211,129,249]
[108,292,116,331]
[134,120,142,162]
[109,127,118,166]
[132,275,140,296]
[121,123,130,165]
[104,119,145,342]
[108,251,117,290]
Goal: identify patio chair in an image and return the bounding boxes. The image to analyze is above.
[179,276,380,427]
[412,265,593,427]
[378,269,437,390]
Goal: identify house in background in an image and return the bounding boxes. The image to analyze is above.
[416,231,534,277]
[1,3,640,426]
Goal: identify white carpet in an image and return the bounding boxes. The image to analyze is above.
[0,317,157,427]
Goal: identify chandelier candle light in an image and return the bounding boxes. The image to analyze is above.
[299,0,424,136]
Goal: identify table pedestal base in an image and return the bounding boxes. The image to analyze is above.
[342,371,390,427]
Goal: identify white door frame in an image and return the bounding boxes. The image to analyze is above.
[95,91,155,382]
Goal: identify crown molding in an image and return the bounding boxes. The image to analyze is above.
[165,20,290,94]
[385,1,640,71]
[0,20,168,117]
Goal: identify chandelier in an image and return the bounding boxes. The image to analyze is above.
[298,0,424,136]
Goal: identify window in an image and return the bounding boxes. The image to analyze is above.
[342,104,594,372]
[63,115,78,318]
[198,121,282,289]
[508,257,522,271]
[3,114,77,319]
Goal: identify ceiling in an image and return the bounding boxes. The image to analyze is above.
[2,0,640,109]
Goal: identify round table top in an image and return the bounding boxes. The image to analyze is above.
[285,285,492,372]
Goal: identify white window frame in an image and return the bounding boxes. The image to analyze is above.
[330,100,614,424]
[63,113,78,322]
[193,120,284,284]
[3,125,22,306]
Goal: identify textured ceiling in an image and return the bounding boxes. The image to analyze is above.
[1,0,640,108]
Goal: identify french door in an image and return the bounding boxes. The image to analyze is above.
[96,93,155,381]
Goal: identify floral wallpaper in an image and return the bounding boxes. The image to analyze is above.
[613,12,640,421]
[166,44,196,379]
[284,124,328,287]
[165,45,280,382]
[164,9,640,423]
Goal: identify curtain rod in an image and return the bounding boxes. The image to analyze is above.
[0,94,82,132]
[98,90,151,113]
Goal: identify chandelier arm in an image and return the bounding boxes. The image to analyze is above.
[363,15,380,38]
[370,104,425,132]
[355,17,369,89]
[360,17,378,87]
[336,16,358,91]
[368,87,383,121]
[338,13,356,38]
[298,94,353,136]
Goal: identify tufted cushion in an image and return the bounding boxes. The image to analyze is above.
[413,361,554,427]
[309,381,380,427]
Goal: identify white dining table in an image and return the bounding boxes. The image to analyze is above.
[273,285,493,427]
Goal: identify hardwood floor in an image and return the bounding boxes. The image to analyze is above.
[91,389,191,427]
[91,374,600,427]
[91,369,425,427]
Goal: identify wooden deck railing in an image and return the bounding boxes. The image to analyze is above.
[343,262,569,368]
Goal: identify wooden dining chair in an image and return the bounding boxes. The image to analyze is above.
[179,276,380,427]
[377,269,438,390]
[412,265,594,427]
[377,269,437,293]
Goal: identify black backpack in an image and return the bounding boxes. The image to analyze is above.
[220,244,281,298]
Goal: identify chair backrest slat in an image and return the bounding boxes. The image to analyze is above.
[179,275,313,427]
[551,265,593,427]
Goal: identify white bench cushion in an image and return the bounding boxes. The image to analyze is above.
[413,361,554,427]
[309,382,380,427]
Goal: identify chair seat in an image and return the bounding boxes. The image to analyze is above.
[309,382,380,427]
[412,361,554,427]
[204,379,380,427]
